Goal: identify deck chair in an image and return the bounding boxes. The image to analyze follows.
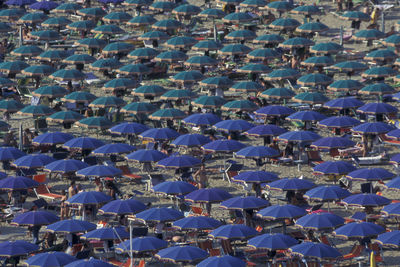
[307,150,324,166]
[224,161,243,183]
[342,244,364,260]
[34,184,63,201]
[198,240,213,251]
[117,165,142,181]
[33,174,47,184]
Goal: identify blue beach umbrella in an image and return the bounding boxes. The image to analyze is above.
[235,146,279,158]
[324,97,364,110]
[312,162,356,176]
[135,207,184,223]
[311,137,355,149]
[12,154,55,169]
[232,171,278,184]
[30,1,58,11]
[44,159,88,174]
[255,105,294,117]
[32,132,73,145]
[342,193,391,207]
[153,181,197,195]
[376,231,400,248]
[81,227,129,240]
[92,143,135,155]
[213,119,254,132]
[220,196,270,210]
[0,147,25,161]
[287,111,327,122]
[333,222,385,239]
[76,165,122,178]
[126,149,167,163]
[64,259,113,267]
[25,252,77,267]
[66,191,112,205]
[266,178,315,191]
[295,213,344,230]
[351,122,395,134]
[0,241,39,257]
[197,256,245,267]
[0,176,38,190]
[11,210,58,226]
[157,155,201,169]
[182,113,221,126]
[278,131,321,142]
[382,202,400,216]
[46,220,96,233]
[156,246,208,263]
[245,125,287,137]
[385,177,400,190]
[248,233,298,250]
[63,137,104,150]
[139,128,180,141]
[116,236,168,253]
[209,224,258,240]
[289,242,342,260]
[202,140,246,153]
[185,188,232,203]
[173,216,222,230]
[109,122,148,135]
[346,168,394,181]
[304,185,351,201]
[99,199,146,215]
[357,102,397,114]
[171,134,211,147]
[318,116,360,128]
[257,204,306,220]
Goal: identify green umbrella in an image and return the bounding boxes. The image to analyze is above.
[62,91,96,103]
[260,87,295,99]
[185,56,218,67]
[327,80,363,92]
[301,56,334,67]
[127,15,157,26]
[75,116,112,130]
[128,47,159,59]
[132,85,166,97]
[172,4,201,15]
[192,40,222,51]
[50,69,86,81]
[0,100,24,112]
[270,18,300,30]
[36,50,68,62]
[0,77,15,87]
[240,0,267,7]
[198,8,225,19]
[67,20,96,31]
[219,43,251,55]
[280,37,314,48]
[103,78,136,91]
[139,30,170,41]
[354,29,385,41]
[364,49,397,62]
[53,3,82,13]
[155,50,187,62]
[332,61,368,72]
[149,1,175,11]
[171,70,204,83]
[340,11,370,21]
[192,95,226,108]
[21,65,56,77]
[359,83,396,95]
[362,66,397,78]
[223,12,254,23]
[11,45,43,57]
[42,17,72,28]
[293,92,329,104]
[149,108,186,120]
[298,73,332,86]
[63,54,96,64]
[226,29,256,41]
[91,24,125,35]
[230,81,263,92]
[238,63,271,74]
[165,36,197,49]
[310,42,343,54]
[199,76,234,89]
[152,19,183,30]
[32,85,68,98]
[160,89,194,100]
[47,110,84,123]
[222,100,258,112]
[297,22,328,33]
[0,9,25,21]
[0,61,29,74]
[91,58,122,71]
[291,5,320,15]
[75,38,107,49]
[0,22,12,33]
[89,96,126,108]
[247,48,280,60]
[17,105,55,116]
[254,34,284,45]
[77,7,107,19]
[18,12,47,24]
[265,68,300,81]
[121,102,157,114]
[103,12,132,23]
[102,42,134,55]
[267,1,294,12]
[117,63,151,75]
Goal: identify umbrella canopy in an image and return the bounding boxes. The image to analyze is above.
[0,241,39,257]
[293,92,329,104]
[223,12,254,23]
[11,45,43,57]
[342,193,391,207]
[32,131,73,145]
[103,11,132,23]
[115,236,167,253]
[92,143,135,155]
[185,188,232,203]
[185,56,218,67]
[219,44,251,55]
[182,113,222,126]
[126,149,167,163]
[12,154,55,169]
[359,84,396,96]
[324,97,364,110]
[76,7,107,18]
[25,252,77,267]
[310,42,343,54]
[63,137,104,150]
[118,63,150,75]
[197,255,246,267]
[297,73,332,86]
[213,119,254,132]
[121,102,157,114]
[297,22,328,33]
[0,99,24,112]
[232,171,279,184]
[0,147,25,161]
[346,168,394,181]
[238,63,271,74]
[287,111,327,122]
[257,204,306,220]
[11,210,59,226]
[32,85,68,98]
[81,227,129,241]
[50,69,85,81]
[139,30,169,41]
[265,69,300,81]
[354,29,385,40]
[222,100,258,112]
[362,66,397,78]
[64,54,96,65]
[383,34,400,47]
[384,177,400,190]
[109,122,148,135]
[301,56,334,67]
[295,213,344,230]
[139,128,180,141]
[226,29,257,41]
[165,36,197,49]
[198,8,226,19]
[202,140,246,153]
[255,105,295,117]
[91,58,122,71]
[0,9,25,20]
[305,185,351,201]
[156,155,202,169]
[341,10,370,21]
[209,224,259,240]
[200,76,234,89]
[365,49,397,62]
[312,161,356,176]
[382,202,400,216]
[171,134,211,147]
[280,37,314,48]
[235,146,279,158]
[149,1,175,11]
[318,116,360,128]
[18,12,47,24]
[75,117,113,130]
[66,191,112,205]
[64,259,113,267]
[193,40,223,51]
[91,24,125,35]
[160,90,194,101]
[76,165,122,178]
[29,30,60,41]
[376,231,400,248]
[173,216,222,230]
[248,233,298,250]
[171,71,204,83]
[46,219,96,233]
[351,122,395,134]
[267,1,293,11]
[156,246,208,263]
[152,19,183,30]
[44,159,88,174]
[99,199,146,215]
[290,242,342,260]
[311,137,355,149]
[67,20,96,31]
[0,60,29,74]
[192,96,226,108]
[103,78,136,91]
[172,4,201,15]
[22,64,56,77]
[128,47,159,60]
[153,181,197,195]
[220,196,270,210]
[245,124,287,137]
[89,96,126,108]
[333,222,384,239]
[278,131,321,142]
[30,1,58,10]
[254,34,284,44]
[0,176,38,190]
[266,178,315,191]
[135,207,184,223]
[75,38,107,49]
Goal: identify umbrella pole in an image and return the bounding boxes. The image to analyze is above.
[282,220,286,234]
[129,221,133,267]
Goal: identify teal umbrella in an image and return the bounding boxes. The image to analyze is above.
[301,56,334,67]
[21,65,56,77]
[270,18,300,30]
[0,100,24,112]
[240,0,267,7]
[132,85,166,97]
[171,70,204,83]
[172,4,201,15]
[340,11,370,21]
[247,48,280,60]
[297,22,328,33]
[152,19,182,30]
[139,30,170,40]
[36,50,68,62]
[91,58,122,71]
[155,50,187,62]
[121,102,157,114]
[0,61,29,74]
[298,73,332,86]
[128,47,159,59]
[89,96,126,108]
[199,8,225,19]
[103,78,136,91]
[53,3,82,13]
[42,17,71,27]
[127,15,157,26]
[199,76,234,89]
[267,1,294,12]
[254,34,284,45]
[0,9,25,20]
[332,61,368,72]
[62,91,96,103]
[354,29,385,41]
[291,5,320,15]
[75,38,107,49]
[219,43,251,55]
[310,42,343,54]
[362,66,397,78]
[77,7,107,19]
[383,34,400,47]
[63,54,96,64]
[150,1,175,11]
[117,63,151,75]
[103,12,132,23]
[185,56,218,67]
[0,22,12,33]
[0,77,15,87]
[17,105,55,116]
[11,45,43,57]
[92,24,125,35]
[160,90,194,100]
[149,108,186,120]
[102,42,134,55]
[265,68,300,81]
[165,36,197,49]
[293,92,329,104]
[47,110,84,123]
[230,81,263,92]
[67,20,96,31]
[226,29,256,41]
[192,40,222,51]
[192,96,226,108]
[32,85,68,98]
[223,12,254,23]
[238,63,271,74]
[75,117,113,130]
[364,49,397,62]
[18,12,47,24]
[359,83,396,95]
[280,37,314,48]
[260,87,295,99]
[327,80,363,92]
[50,69,86,81]
[222,100,258,112]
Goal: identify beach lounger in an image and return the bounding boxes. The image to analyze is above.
[351,154,386,166]
[342,244,364,261]
[117,165,142,181]
[307,150,324,166]
[34,184,63,202]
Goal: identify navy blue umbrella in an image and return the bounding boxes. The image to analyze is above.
[12,210,59,226]
[286,111,326,122]
[266,178,315,191]
[257,205,306,220]
[64,259,114,267]
[44,159,89,173]
[255,105,295,117]
[32,132,73,145]
[12,154,55,169]
[318,116,360,128]
[220,196,270,210]
[135,207,184,223]
[6,0,35,5]
[209,224,259,240]
[386,129,400,139]
[63,137,105,150]
[157,155,202,169]
[390,154,400,164]
[92,143,135,155]
[346,168,394,181]
[235,146,279,158]
[357,102,398,114]
[152,181,197,195]
[30,1,58,10]
[171,134,211,147]
[25,252,77,267]
[202,140,246,153]
[182,113,222,126]
[46,219,96,233]
[76,165,122,178]
[295,213,344,230]
[311,137,355,149]
[116,236,168,253]
[376,230,400,248]
[248,233,298,250]
[232,171,279,184]
[173,216,222,230]
[81,227,129,240]
[351,122,395,134]
[342,193,391,207]
[0,176,39,190]
[0,240,39,257]
[289,242,341,260]
[245,125,287,137]
[156,246,208,263]
[278,131,321,142]
[0,147,25,161]
[323,97,364,110]
[305,185,351,201]
[382,202,400,216]
[139,128,180,141]
[99,199,146,215]
[109,122,149,135]
[197,255,245,267]
[66,191,112,205]
[213,119,254,132]
[185,188,232,203]
[384,177,400,190]
[126,149,167,163]
[333,222,385,239]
